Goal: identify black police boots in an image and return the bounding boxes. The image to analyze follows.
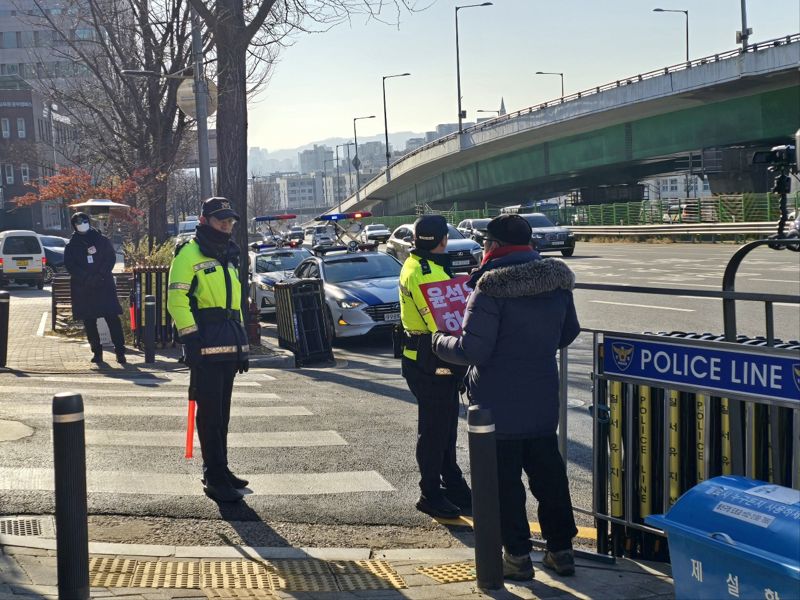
[415,494,461,519]
[226,469,249,489]
[203,476,243,503]
[90,346,103,363]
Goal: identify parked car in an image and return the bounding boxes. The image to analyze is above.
[359,223,391,244]
[293,248,402,338]
[38,235,70,284]
[518,213,576,257]
[311,225,335,247]
[0,230,46,288]
[175,217,199,244]
[249,246,312,315]
[287,226,305,242]
[456,218,492,244]
[386,223,482,272]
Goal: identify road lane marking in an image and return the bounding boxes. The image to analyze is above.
[589,300,694,312]
[37,376,261,387]
[749,278,800,283]
[6,406,312,417]
[648,282,721,288]
[85,430,347,448]
[36,312,47,337]
[0,468,394,495]
[0,386,277,398]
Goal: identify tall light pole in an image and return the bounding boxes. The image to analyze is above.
[120,10,211,201]
[653,8,689,62]
[477,109,500,117]
[456,2,493,134]
[352,115,375,202]
[737,0,751,52]
[535,71,564,99]
[382,73,411,174]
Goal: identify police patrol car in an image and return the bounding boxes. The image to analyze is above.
[292,211,401,337]
[249,214,312,315]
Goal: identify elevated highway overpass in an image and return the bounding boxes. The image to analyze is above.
[329,35,800,217]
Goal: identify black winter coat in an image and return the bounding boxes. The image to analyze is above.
[64,229,122,320]
[432,250,580,438]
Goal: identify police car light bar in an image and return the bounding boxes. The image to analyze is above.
[253,214,297,222]
[316,211,372,222]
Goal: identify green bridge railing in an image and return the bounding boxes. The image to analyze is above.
[360,193,799,230]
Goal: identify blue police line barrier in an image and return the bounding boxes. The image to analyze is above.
[591,328,800,562]
[52,392,90,600]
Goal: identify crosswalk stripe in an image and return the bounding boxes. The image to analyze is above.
[0,468,394,495]
[0,386,278,399]
[85,430,347,447]
[8,406,312,417]
[37,376,261,387]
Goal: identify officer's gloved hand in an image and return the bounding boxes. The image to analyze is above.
[237,360,249,374]
[182,335,203,368]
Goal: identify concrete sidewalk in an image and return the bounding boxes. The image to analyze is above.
[2,293,293,374]
[0,534,674,600]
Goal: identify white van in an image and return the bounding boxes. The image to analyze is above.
[0,230,46,289]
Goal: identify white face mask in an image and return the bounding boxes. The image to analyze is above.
[75,222,90,233]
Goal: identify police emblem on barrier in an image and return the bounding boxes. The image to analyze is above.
[793,364,800,392]
[611,342,634,371]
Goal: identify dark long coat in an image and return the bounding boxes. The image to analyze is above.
[432,250,580,439]
[64,229,122,320]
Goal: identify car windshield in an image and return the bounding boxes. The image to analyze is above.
[178,221,198,234]
[40,236,66,248]
[366,224,387,231]
[2,236,42,254]
[472,219,491,231]
[323,254,401,283]
[447,225,465,239]
[290,227,303,232]
[314,226,329,234]
[522,214,555,228]
[255,250,310,273]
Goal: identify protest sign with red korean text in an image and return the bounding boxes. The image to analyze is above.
[419,275,473,336]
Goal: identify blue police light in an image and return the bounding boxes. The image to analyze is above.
[253,214,297,222]
[317,211,373,222]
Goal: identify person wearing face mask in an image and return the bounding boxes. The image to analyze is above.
[64,212,128,364]
[167,197,250,503]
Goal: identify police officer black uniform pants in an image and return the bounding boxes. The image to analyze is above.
[84,315,125,350]
[194,361,238,481]
[402,358,464,498]
[496,433,578,555]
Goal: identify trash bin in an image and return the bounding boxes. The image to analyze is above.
[274,278,333,367]
[646,476,800,600]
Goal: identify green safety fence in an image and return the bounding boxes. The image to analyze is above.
[360,193,799,229]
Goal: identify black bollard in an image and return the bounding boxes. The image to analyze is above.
[0,291,9,368]
[467,405,504,590]
[144,294,155,363]
[52,392,89,600]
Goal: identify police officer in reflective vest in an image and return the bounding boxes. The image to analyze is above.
[399,215,471,519]
[167,197,250,503]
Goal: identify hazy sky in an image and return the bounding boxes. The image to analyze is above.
[247,0,800,151]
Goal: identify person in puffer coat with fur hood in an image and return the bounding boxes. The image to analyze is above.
[432,214,580,581]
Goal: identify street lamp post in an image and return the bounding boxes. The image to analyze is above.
[382,72,411,175]
[120,9,211,200]
[352,115,375,202]
[476,109,500,117]
[455,2,493,134]
[535,71,564,98]
[653,8,689,62]
[737,1,751,52]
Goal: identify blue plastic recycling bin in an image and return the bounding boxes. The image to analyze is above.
[646,476,800,600]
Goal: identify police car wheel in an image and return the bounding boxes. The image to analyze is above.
[325,307,336,339]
